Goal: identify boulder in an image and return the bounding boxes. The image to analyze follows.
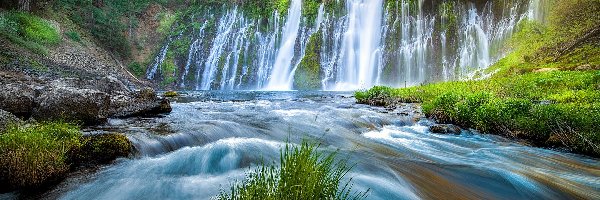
[0,109,22,132]
[68,133,133,166]
[108,87,172,118]
[32,87,111,125]
[0,83,35,118]
[429,124,462,135]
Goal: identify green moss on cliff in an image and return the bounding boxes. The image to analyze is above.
[294,30,322,90]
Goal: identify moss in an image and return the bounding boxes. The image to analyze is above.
[164,90,179,97]
[293,30,322,90]
[68,133,132,167]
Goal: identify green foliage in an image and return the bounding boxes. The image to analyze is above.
[0,122,81,189]
[0,11,61,55]
[128,62,146,78]
[302,0,322,25]
[549,0,600,43]
[55,0,157,58]
[217,141,369,200]
[158,11,177,35]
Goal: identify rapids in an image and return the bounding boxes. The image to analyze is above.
[50,91,599,200]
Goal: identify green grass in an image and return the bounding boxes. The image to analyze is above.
[0,11,61,55]
[217,141,369,200]
[0,122,81,189]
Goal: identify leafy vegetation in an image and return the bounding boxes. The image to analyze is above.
[0,11,61,55]
[356,0,600,157]
[55,0,159,58]
[217,141,369,200]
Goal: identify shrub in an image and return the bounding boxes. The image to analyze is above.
[0,122,81,190]
[217,141,369,200]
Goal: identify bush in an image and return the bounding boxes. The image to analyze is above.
[0,122,81,190]
[217,141,369,200]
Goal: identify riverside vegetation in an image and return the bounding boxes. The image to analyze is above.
[218,141,369,200]
[356,0,600,157]
[0,122,132,192]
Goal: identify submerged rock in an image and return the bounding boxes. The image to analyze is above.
[0,83,35,118]
[429,124,462,135]
[33,87,111,125]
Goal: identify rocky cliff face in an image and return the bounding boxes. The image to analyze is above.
[0,11,172,125]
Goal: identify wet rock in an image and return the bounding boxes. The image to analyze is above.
[0,109,22,132]
[0,83,35,118]
[429,124,462,135]
[109,87,172,117]
[32,87,111,125]
[68,133,133,166]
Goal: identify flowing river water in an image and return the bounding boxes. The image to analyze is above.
[45,91,600,199]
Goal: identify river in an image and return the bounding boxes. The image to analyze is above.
[50,91,600,199]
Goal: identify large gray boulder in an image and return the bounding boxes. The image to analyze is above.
[0,83,35,118]
[32,87,111,125]
[109,87,172,118]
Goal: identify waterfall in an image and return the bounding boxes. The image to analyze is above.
[146,36,172,80]
[265,0,303,90]
[146,0,539,91]
[180,21,207,88]
[333,0,384,90]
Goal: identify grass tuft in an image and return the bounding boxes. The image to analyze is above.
[217,141,369,200]
[0,122,81,190]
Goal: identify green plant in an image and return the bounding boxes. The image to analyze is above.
[217,141,369,200]
[128,62,146,78]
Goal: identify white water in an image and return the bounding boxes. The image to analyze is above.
[265,0,303,90]
[53,91,600,200]
[147,0,539,90]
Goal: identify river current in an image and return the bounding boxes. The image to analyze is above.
[49,91,600,199]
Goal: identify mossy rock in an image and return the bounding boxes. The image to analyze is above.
[68,133,133,167]
[164,91,179,97]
